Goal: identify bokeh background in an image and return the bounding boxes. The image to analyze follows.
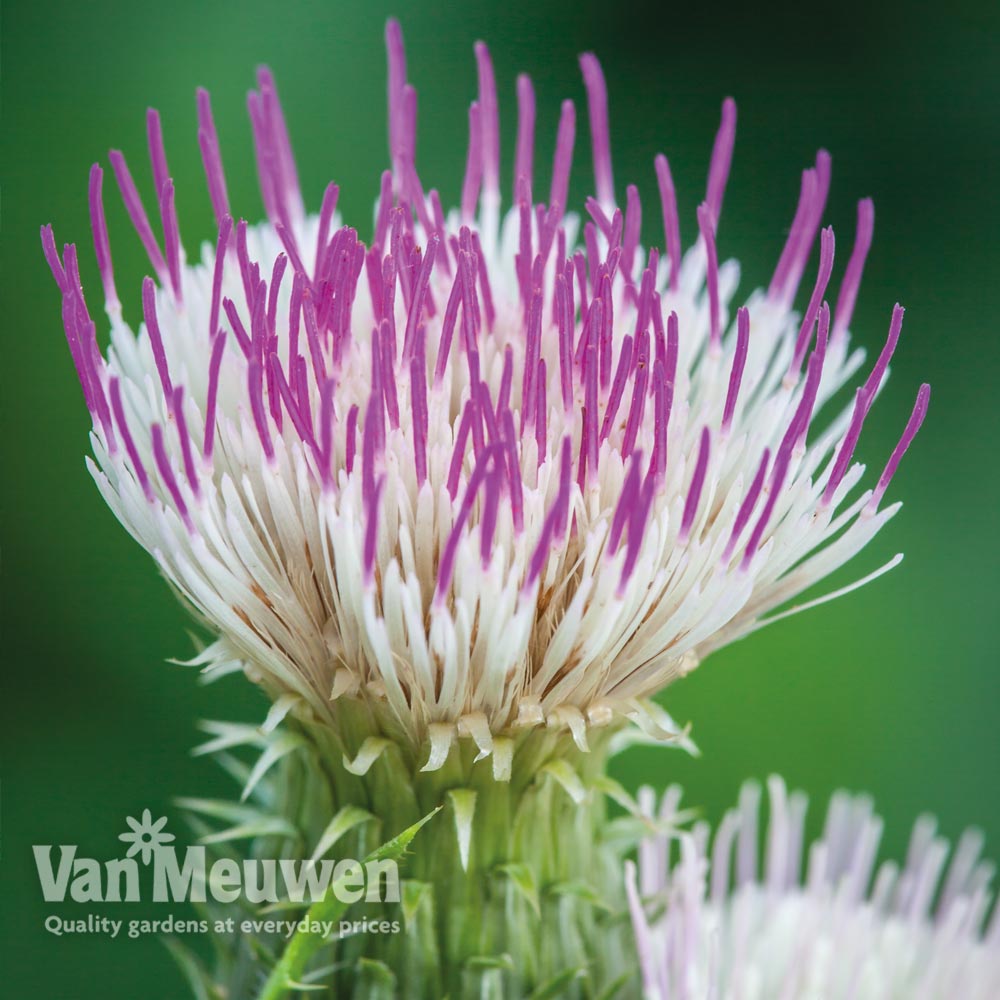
[3,0,998,995]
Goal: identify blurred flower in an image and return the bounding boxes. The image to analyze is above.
[627,777,999,999]
[41,21,927,765]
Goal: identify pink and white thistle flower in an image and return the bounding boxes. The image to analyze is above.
[42,20,938,997]
[43,23,927,769]
[627,778,1000,999]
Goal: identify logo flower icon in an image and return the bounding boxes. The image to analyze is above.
[118,809,175,865]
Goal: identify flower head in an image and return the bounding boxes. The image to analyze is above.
[43,21,927,765]
[627,778,999,999]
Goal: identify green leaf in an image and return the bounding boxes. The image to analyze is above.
[353,958,397,1000]
[342,736,392,776]
[595,970,634,1000]
[367,806,442,864]
[174,797,298,844]
[310,805,374,862]
[602,811,697,851]
[294,961,349,984]
[400,879,433,929]
[463,954,514,971]
[546,880,613,912]
[495,863,540,918]
[200,817,298,845]
[175,797,280,825]
[192,720,265,756]
[261,694,301,733]
[448,788,477,871]
[240,731,304,801]
[540,760,587,804]
[256,807,441,1000]
[590,775,642,815]
[529,966,588,999]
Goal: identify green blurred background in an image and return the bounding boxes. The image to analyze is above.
[3,0,998,994]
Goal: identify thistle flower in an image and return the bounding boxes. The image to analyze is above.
[42,21,926,769]
[627,778,1000,999]
[43,20,934,997]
